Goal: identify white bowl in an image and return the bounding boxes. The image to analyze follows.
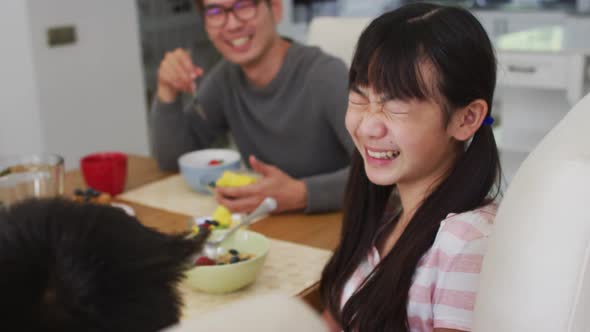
[178,149,241,193]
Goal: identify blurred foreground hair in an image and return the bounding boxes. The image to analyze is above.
[0,198,208,332]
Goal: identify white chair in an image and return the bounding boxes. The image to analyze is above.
[473,92,590,331]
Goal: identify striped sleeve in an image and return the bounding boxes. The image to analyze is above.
[431,218,490,331]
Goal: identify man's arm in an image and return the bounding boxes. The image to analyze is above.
[150,62,229,171]
[150,99,192,170]
[302,55,354,213]
[302,167,350,213]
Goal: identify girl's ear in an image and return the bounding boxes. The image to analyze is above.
[447,99,488,141]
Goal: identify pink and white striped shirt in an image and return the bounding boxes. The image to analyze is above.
[341,204,497,332]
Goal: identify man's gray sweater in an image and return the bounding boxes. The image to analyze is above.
[150,42,353,213]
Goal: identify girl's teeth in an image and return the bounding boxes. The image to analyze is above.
[367,149,399,160]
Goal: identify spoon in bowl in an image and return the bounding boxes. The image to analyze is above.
[202,197,277,260]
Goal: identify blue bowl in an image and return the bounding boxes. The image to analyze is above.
[178,149,241,194]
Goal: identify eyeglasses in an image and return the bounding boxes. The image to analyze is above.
[203,0,262,28]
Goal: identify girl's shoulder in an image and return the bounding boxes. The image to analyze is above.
[434,203,498,252]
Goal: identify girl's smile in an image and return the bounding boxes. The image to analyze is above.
[364,146,400,165]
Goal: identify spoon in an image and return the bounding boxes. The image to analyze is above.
[203,197,277,260]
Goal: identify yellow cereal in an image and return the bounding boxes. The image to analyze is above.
[212,205,232,228]
[215,171,257,188]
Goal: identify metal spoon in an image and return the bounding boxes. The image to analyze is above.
[203,197,277,260]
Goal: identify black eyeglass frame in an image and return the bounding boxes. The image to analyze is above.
[202,0,265,28]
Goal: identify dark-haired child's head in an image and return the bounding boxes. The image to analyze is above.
[346,3,498,189]
[0,198,208,332]
[322,4,502,331]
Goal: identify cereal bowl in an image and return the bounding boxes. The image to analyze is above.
[178,149,241,194]
[185,229,269,294]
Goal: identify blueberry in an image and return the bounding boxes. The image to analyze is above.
[74,188,84,196]
[229,249,239,256]
[229,256,240,264]
[87,188,100,197]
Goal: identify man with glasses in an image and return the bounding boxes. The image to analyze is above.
[151,0,352,214]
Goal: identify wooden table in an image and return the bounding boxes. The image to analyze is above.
[66,155,343,311]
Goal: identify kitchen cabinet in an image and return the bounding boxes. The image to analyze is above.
[493,17,590,182]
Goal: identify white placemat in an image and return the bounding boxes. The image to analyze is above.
[119,175,217,216]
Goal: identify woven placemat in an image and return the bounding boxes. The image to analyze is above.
[119,175,218,217]
[121,175,333,319]
[180,238,332,319]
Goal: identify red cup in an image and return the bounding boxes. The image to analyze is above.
[80,152,128,196]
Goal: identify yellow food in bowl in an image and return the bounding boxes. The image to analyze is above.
[185,229,269,293]
[215,171,257,188]
[215,251,254,264]
[212,205,233,228]
[207,171,257,230]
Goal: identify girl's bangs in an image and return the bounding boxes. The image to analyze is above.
[350,20,438,103]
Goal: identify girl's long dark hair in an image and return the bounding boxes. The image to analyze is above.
[320,4,502,331]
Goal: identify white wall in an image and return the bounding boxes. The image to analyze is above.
[0,0,150,169]
[0,1,44,155]
[28,0,150,169]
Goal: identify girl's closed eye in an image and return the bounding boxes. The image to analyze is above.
[383,100,410,115]
[348,92,369,106]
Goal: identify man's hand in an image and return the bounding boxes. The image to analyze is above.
[156,48,203,103]
[214,155,308,214]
